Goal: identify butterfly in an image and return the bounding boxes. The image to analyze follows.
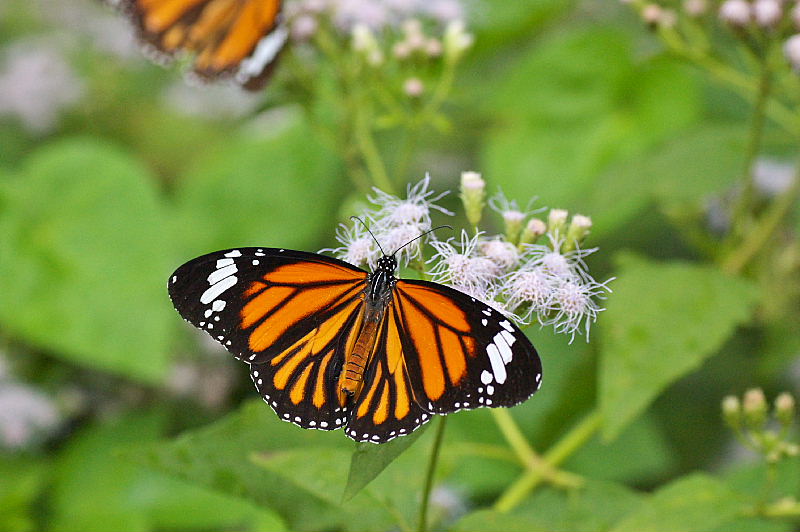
[168,242,543,443]
[112,0,287,89]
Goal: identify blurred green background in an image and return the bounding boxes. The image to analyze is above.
[1,0,799,531]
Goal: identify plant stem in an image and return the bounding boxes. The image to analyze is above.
[493,409,603,513]
[418,416,447,532]
[354,101,395,194]
[491,409,583,489]
[731,50,772,239]
[722,171,800,274]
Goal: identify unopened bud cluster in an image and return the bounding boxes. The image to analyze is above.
[722,388,799,463]
[285,1,473,98]
[623,0,800,71]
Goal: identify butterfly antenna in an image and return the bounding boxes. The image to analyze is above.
[350,216,387,256]
[392,225,453,257]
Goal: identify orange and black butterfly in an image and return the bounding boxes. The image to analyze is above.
[168,243,542,443]
[112,0,287,89]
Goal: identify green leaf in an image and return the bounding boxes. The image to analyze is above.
[173,115,345,258]
[565,413,677,484]
[453,480,642,532]
[0,138,174,382]
[611,473,745,532]
[599,255,758,440]
[134,400,350,531]
[51,409,284,532]
[583,125,745,238]
[343,422,428,501]
[0,456,47,532]
[482,28,699,210]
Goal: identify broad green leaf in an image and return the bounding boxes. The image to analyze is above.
[453,480,642,532]
[135,400,350,531]
[51,409,284,532]
[611,473,745,532]
[565,413,677,484]
[482,28,699,210]
[583,125,745,238]
[0,138,174,382]
[173,115,345,258]
[343,422,428,501]
[0,456,47,532]
[600,255,758,440]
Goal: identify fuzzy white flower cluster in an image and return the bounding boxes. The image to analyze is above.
[286,0,465,35]
[0,40,85,134]
[327,172,613,343]
[325,175,452,269]
[427,230,611,342]
[0,353,61,450]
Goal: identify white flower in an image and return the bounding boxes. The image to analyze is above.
[325,221,382,268]
[0,40,85,133]
[369,174,451,232]
[502,267,557,324]
[479,238,519,271]
[545,277,611,343]
[0,382,61,449]
[428,230,500,300]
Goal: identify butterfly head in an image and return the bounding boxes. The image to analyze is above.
[376,255,397,274]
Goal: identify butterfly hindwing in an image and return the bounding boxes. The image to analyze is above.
[114,0,287,89]
[345,300,433,442]
[169,248,370,429]
[392,279,542,414]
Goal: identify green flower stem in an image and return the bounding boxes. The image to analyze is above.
[354,102,395,194]
[493,409,603,513]
[658,27,800,137]
[722,170,800,275]
[418,416,447,532]
[491,409,583,490]
[731,49,773,239]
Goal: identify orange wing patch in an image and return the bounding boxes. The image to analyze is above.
[122,0,284,85]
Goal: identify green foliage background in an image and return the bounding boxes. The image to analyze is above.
[1,1,799,531]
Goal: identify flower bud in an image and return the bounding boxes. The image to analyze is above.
[785,34,800,70]
[352,24,384,66]
[443,20,474,63]
[683,0,708,17]
[563,214,593,253]
[459,171,485,227]
[719,0,752,27]
[753,0,782,28]
[775,392,796,427]
[722,395,742,428]
[503,210,526,244]
[547,209,569,241]
[743,388,768,429]
[404,77,424,98]
[519,218,547,246]
[642,4,664,26]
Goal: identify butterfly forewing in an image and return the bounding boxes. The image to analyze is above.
[114,0,286,89]
[169,248,370,429]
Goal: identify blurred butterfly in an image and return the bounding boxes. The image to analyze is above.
[112,0,287,89]
[168,229,542,443]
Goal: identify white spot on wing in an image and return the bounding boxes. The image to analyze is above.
[224,250,243,258]
[236,26,288,82]
[501,330,516,346]
[216,258,234,268]
[493,332,513,364]
[487,344,507,384]
[212,300,226,312]
[201,275,237,304]
[208,264,238,285]
[500,320,514,332]
[480,370,493,385]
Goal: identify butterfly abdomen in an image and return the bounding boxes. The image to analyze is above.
[338,313,381,398]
